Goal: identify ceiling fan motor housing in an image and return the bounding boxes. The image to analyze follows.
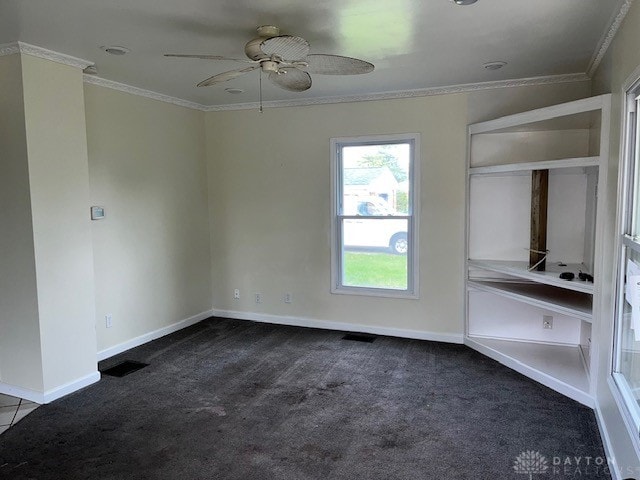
[260,60,280,73]
[256,25,280,37]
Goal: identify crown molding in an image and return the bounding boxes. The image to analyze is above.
[83,75,207,111]
[204,73,591,112]
[587,0,635,77]
[0,41,93,69]
[83,72,589,112]
[0,42,19,56]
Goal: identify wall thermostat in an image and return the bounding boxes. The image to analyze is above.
[91,206,105,220]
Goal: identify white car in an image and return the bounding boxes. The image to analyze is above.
[343,199,408,255]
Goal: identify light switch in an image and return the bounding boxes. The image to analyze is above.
[91,206,105,220]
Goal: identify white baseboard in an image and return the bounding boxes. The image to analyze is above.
[97,309,213,361]
[595,402,621,480]
[211,309,464,344]
[43,371,101,404]
[0,371,100,404]
[0,383,44,404]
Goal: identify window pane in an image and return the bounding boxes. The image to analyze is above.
[617,245,640,412]
[341,218,409,290]
[341,144,411,216]
[332,135,418,296]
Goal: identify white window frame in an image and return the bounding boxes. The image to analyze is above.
[330,133,420,298]
[613,72,640,445]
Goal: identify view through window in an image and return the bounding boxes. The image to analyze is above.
[331,135,418,296]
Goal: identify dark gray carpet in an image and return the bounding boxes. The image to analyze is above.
[0,317,610,479]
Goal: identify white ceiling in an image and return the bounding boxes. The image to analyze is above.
[0,0,623,108]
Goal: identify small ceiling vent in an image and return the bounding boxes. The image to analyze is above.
[100,45,130,56]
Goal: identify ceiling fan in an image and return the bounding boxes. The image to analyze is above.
[165,25,374,92]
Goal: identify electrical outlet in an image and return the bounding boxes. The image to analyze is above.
[543,315,553,329]
[105,314,113,329]
[284,293,292,304]
[234,289,240,299]
[255,293,262,304]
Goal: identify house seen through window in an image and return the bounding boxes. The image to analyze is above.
[331,134,419,297]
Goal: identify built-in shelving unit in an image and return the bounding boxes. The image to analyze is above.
[465,95,611,407]
[468,260,594,294]
[468,280,592,321]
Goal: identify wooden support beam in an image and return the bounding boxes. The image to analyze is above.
[530,169,549,271]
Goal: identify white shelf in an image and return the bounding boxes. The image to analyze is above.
[465,336,593,407]
[468,259,594,294]
[468,95,607,135]
[468,280,592,322]
[468,156,599,176]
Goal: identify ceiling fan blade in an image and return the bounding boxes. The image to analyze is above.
[303,54,374,75]
[261,35,310,61]
[268,68,312,92]
[197,65,259,87]
[165,54,254,63]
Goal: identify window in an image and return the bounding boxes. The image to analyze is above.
[614,78,640,434]
[330,134,419,297]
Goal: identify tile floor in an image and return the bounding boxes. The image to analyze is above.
[0,394,39,435]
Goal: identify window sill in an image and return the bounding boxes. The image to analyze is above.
[331,285,419,300]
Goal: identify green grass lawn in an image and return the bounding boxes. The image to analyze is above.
[343,251,407,290]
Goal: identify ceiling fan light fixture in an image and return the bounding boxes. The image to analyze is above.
[483,61,507,70]
[100,45,130,56]
[450,0,478,5]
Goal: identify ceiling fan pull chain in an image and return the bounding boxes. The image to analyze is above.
[259,69,263,113]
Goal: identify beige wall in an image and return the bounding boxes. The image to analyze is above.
[0,54,99,396]
[591,0,640,473]
[205,81,590,338]
[0,54,43,391]
[20,55,98,392]
[84,85,212,353]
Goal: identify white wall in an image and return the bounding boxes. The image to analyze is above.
[0,54,43,391]
[84,84,212,354]
[592,0,640,473]
[204,82,591,339]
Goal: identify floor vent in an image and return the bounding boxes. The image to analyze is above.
[101,360,149,378]
[342,333,376,343]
